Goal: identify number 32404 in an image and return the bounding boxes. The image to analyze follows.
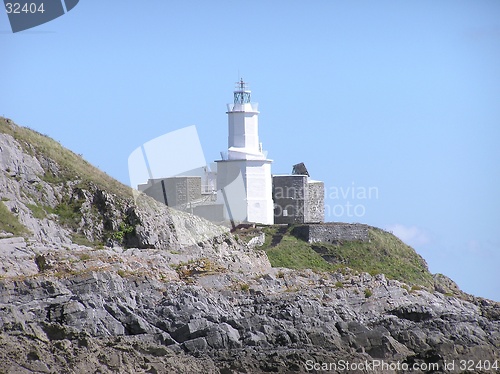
[5,3,45,14]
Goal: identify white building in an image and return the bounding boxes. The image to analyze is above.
[216,80,274,225]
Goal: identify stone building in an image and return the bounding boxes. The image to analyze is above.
[272,163,324,224]
[138,176,201,208]
[138,176,223,221]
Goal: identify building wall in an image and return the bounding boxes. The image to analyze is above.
[164,177,201,207]
[291,223,369,243]
[216,159,274,225]
[273,175,325,224]
[140,177,201,208]
[139,180,168,205]
[227,110,260,155]
[193,204,225,222]
[246,162,274,224]
[272,175,307,224]
[305,181,325,223]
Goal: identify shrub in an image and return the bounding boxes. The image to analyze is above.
[117,270,127,278]
[112,222,135,244]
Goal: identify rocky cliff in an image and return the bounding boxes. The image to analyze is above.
[0,117,499,373]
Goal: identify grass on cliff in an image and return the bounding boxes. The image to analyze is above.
[259,226,336,272]
[0,117,132,200]
[0,201,30,236]
[256,225,434,288]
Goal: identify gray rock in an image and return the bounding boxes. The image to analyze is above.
[172,318,212,342]
[434,273,462,296]
[183,337,208,352]
[1,119,499,373]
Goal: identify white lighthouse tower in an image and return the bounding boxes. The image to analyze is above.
[216,79,274,225]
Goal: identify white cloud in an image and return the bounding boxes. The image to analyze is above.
[466,239,499,258]
[386,224,431,247]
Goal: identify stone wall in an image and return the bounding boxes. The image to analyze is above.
[272,176,325,224]
[272,175,307,224]
[141,177,202,208]
[165,177,201,207]
[305,181,324,223]
[292,222,369,243]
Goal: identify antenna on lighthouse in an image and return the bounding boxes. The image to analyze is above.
[234,78,251,104]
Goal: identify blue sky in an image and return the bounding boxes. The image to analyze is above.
[1,1,499,300]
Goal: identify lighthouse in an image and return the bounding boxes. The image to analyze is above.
[216,79,274,225]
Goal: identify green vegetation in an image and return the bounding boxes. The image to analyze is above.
[70,233,96,247]
[322,227,433,287]
[256,225,434,288]
[259,226,336,272]
[112,222,135,243]
[0,117,132,199]
[78,253,91,261]
[410,285,423,292]
[0,201,30,236]
[364,288,373,298]
[55,201,83,230]
[117,269,127,278]
[26,203,47,219]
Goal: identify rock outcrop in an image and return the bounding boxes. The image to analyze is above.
[0,118,233,250]
[0,266,498,373]
[0,118,499,373]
